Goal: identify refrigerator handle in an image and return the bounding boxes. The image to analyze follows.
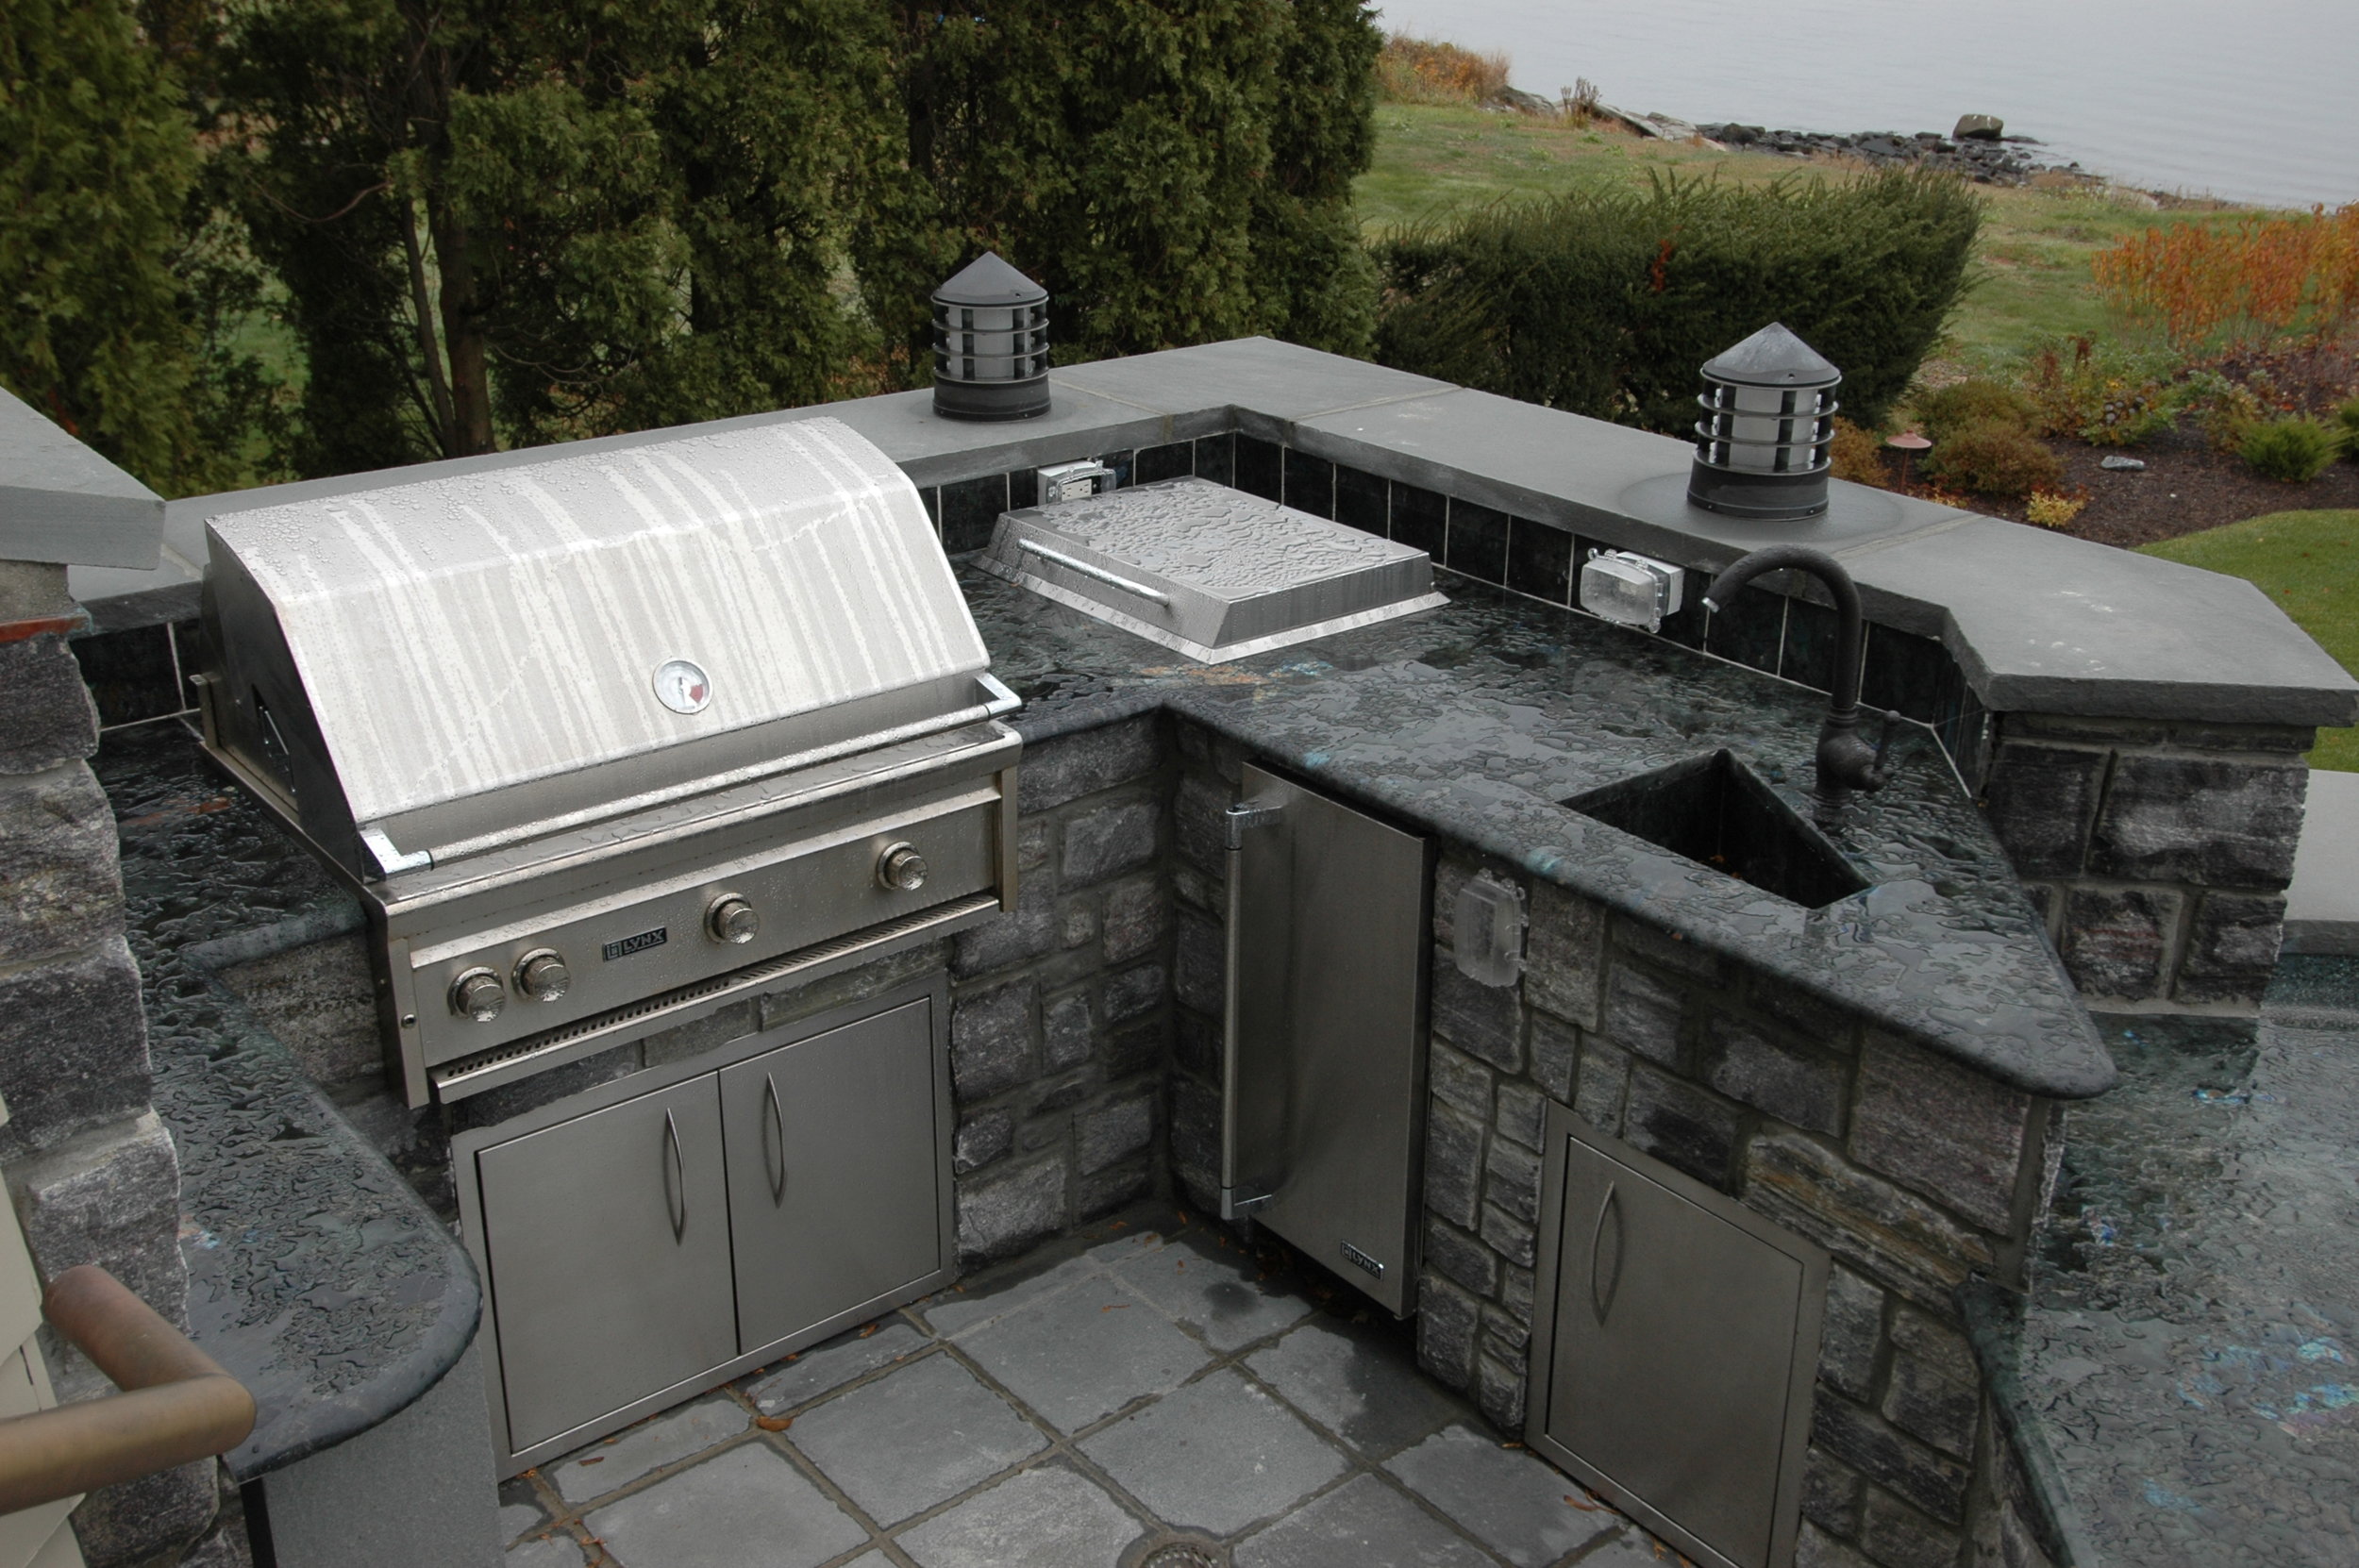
[1221,795,1289,1221]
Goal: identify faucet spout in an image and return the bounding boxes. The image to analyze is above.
[1700,545,1888,806]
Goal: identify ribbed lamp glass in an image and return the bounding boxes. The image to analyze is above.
[931,253,1050,422]
[1686,323,1841,520]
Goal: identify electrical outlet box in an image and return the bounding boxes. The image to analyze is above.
[1581,550,1685,634]
[1038,459,1113,506]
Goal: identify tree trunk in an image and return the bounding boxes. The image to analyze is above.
[428,196,495,456]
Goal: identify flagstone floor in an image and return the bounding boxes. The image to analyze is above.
[495,1207,1666,1568]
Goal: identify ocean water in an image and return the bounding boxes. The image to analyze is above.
[1375,0,2359,209]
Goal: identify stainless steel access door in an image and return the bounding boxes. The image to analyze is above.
[477,1075,735,1453]
[1224,763,1431,1315]
[1527,1106,1829,1568]
[719,997,946,1353]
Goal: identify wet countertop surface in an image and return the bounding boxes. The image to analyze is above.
[968,564,2113,1099]
[1985,973,2359,1566]
[99,724,477,1480]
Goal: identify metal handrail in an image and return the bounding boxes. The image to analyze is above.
[0,1266,256,1514]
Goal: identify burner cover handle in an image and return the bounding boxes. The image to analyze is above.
[450,967,506,1022]
[878,842,929,892]
[514,948,571,1003]
[707,895,761,945]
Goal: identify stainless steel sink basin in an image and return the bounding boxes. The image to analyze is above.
[1564,752,1869,909]
[979,476,1446,663]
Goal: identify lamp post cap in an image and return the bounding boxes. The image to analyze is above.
[1702,322,1841,388]
[935,252,1047,308]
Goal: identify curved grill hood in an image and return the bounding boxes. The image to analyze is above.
[201,417,996,876]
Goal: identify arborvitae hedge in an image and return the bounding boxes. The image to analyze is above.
[1372,170,1981,432]
[864,0,1381,378]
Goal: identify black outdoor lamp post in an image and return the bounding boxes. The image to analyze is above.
[931,253,1051,422]
[1686,322,1841,520]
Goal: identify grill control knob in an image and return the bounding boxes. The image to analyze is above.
[514,949,571,1003]
[877,842,929,892]
[450,967,506,1023]
[707,895,761,944]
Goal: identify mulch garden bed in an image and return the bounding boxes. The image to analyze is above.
[1858,418,2359,549]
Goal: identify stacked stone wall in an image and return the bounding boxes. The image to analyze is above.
[0,563,213,1564]
[1979,714,2312,1009]
[943,714,1177,1265]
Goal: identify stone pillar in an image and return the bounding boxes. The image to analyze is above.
[0,559,212,1564]
[1979,713,2311,1009]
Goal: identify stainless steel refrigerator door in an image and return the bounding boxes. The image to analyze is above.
[476,1074,735,1452]
[719,997,945,1353]
[1527,1106,1828,1568]
[1225,763,1430,1315]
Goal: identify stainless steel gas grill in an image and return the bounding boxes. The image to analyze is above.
[196,417,1019,1109]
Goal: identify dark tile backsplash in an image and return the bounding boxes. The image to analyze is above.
[1390,483,1447,559]
[72,624,182,728]
[1336,465,1387,535]
[1193,431,1236,488]
[1282,449,1335,519]
[1504,518,1573,606]
[1444,499,1509,584]
[1233,433,1282,502]
[1135,442,1193,484]
[942,472,1011,553]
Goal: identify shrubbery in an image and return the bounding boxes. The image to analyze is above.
[1371,169,1980,433]
[2019,336,2179,447]
[1914,379,2035,443]
[2238,417,2340,482]
[1923,418,2066,499]
[2335,397,2359,459]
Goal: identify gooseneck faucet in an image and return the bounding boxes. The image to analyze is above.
[1701,545,1889,807]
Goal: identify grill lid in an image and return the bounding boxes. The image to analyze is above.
[206,418,986,828]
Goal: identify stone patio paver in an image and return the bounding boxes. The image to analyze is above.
[896,1462,1147,1568]
[1079,1367,1348,1536]
[552,1395,750,1504]
[1113,1233,1318,1351]
[503,1534,586,1567]
[1232,1472,1492,1568]
[499,1499,546,1544]
[744,1321,932,1415]
[508,1213,1686,1568]
[919,1251,1107,1337]
[955,1275,1212,1432]
[584,1443,865,1568]
[1384,1426,1622,1568]
[787,1352,1046,1525]
[1246,1320,1464,1459]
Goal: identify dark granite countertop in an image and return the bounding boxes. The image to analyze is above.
[1966,967,2359,1566]
[99,722,479,1481]
[970,564,2115,1100]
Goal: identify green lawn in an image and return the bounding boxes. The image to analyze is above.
[2136,510,2359,770]
[1356,104,2264,373]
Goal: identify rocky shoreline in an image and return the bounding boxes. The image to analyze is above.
[1692,121,2075,186]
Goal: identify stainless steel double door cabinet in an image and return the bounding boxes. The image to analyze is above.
[463,984,952,1472]
[1223,763,1432,1315]
[1527,1105,1828,1568]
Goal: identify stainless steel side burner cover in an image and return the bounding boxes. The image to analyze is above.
[979,475,1445,663]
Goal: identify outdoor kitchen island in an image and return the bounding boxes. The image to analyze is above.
[106,551,2108,1568]
[74,339,2357,1568]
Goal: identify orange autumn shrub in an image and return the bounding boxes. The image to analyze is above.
[2094,205,2359,349]
[1377,36,1512,106]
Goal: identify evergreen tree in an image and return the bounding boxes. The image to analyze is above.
[1,0,206,489]
[864,0,1382,379]
[224,0,900,475]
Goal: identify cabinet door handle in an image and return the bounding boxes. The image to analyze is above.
[663,1109,687,1243]
[1589,1182,1624,1325]
[761,1074,786,1206]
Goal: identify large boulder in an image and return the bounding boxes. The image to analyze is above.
[1953,113,2004,141]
